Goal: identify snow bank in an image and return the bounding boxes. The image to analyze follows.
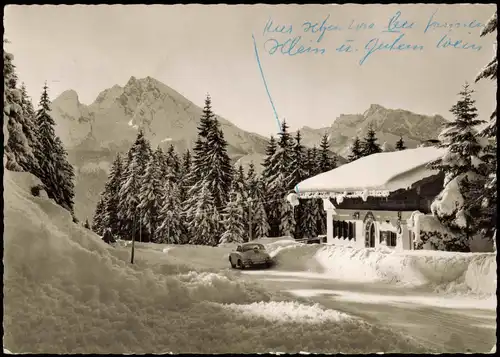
[269,242,325,273]
[210,300,428,353]
[1,171,263,353]
[3,170,431,354]
[264,238,305,258]
[463,254,497,295]
[314,245,496,295]
[217,301,353,323]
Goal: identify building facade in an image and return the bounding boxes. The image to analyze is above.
[294,147,452,251]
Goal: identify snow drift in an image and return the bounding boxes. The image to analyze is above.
[216,301,354,323]
[313,245,496,295]
[3,170,428,354]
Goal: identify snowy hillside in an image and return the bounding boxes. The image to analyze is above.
[3,170,432,354]
[297,104,448,157]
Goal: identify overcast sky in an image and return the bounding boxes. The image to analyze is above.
[4,4,497,137]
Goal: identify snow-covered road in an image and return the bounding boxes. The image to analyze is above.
[239,269,496,353]
[116,239,496,353]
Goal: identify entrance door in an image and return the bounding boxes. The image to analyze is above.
[369,222,376,247]
[364,220,376,248]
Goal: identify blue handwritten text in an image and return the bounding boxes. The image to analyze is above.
[265,37,326,56]
[360,33,424,65]
[384,11,415,33]
[263,18,293,36]
[302,14,342,43]
[347,20,375,31]
[424,9,483,34]
[436,34,482,51]
[336,40,356,53]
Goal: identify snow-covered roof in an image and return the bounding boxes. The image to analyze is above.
[295,146,445,198]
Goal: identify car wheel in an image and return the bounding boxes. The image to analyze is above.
[229,257,236,269]
[237,259,244,269]
[266,261,272,269]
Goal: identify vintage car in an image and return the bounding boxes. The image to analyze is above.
[228,242,273,269]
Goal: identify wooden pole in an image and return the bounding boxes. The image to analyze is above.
[248,199,253,241]
[131,213,136,264]
[167,219,170,244]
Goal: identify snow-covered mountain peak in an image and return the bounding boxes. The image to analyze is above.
[57,89,79,101]
[363,103,385,117]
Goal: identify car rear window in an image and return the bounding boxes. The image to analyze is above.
[243,244,265,251]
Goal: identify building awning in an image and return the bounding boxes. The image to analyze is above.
[295,146,445,200]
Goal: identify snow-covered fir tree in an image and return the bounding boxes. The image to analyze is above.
[186,95,214,187]
[317,133,337,172]
[290,131,308,238]
[219,188,246,244]
[430,83,485,251]
[475,11,497,247]
[361,124,382,157]
[166,144,181,181]
[180,149,192,196]
[117,137,143,240]
[178,149,192,240]
[135,129,153,175]
[278,194,296,237]
[20,83,41,175]
[269,121,296,237]
[53,136,76,214]
[3,48,38,173]
[245,162,258,199]
[475,11,497,118]
[246,163,268,239]
[129,129,153,238]
[290,131,308,186]
[303,145,323,236]
[153,146,169,182]
[303,147,318,237]
[137,154,164,242]
[92,197,106,235]
[261,135,280,236]
[184,95,233,240]
[189,180,219,246]
[34,83,75,215]
[156,179,184,244]
[395,136,406,151]
[252,179,270,238]
[347,137,363,162]
[204,117,234,211]
[116,149,133,238]
[233,164,248,199]
[233,164,249,240]
[300,200,317,238]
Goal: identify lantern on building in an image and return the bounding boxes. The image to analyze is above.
[286,192,300,209]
